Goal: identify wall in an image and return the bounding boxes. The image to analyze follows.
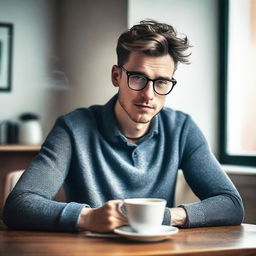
[0,0,57,135]
[1,0,218,151]
[0,0,127,137]
[45,0,127,128]
[128,0,219,154]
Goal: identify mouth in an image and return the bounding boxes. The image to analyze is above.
[134,104,155,111]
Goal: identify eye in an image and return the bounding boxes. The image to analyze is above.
[156,80,170,87]
[130,75,147,83]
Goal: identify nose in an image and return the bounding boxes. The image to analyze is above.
[141,81,154,100]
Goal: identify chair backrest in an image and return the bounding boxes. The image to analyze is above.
[175,170,199,206]
[3,170,24,206]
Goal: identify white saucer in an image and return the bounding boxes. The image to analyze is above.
[114,225,179,242]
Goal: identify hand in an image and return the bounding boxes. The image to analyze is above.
[169,207,187,226]
[77,200,128,233]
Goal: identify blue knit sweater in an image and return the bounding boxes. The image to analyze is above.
[3,95,244,231]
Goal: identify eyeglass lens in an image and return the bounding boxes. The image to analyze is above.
[129,74,174,95]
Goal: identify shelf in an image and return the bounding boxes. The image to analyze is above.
[0,144,41,152]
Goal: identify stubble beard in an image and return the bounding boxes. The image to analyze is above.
[118,97,156,125]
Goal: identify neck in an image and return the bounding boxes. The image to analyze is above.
[114,100,150,140]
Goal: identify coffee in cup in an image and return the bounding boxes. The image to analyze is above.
[120,198,166,234]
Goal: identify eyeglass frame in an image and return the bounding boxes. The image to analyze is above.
[119,66,177,96]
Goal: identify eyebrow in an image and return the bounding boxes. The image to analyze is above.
[128,70,172,81]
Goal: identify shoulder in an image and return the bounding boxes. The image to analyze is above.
[57,104,103,130]
[64,105,101,118]
[159,107,204,142]
[159,106,192,128]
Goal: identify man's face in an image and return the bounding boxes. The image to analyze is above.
[112,51,176,124]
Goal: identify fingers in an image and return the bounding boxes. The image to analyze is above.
[103,200,128,230]
[103,200,128,223]
[81,200,128,233]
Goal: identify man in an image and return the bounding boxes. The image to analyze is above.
[3,20,244,232]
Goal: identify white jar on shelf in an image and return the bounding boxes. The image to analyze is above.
[18,113,43,145]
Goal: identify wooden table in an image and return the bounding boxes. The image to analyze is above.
[0,222,256,256]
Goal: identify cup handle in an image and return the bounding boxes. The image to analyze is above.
[117,201,127,217]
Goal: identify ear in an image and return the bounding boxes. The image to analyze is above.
[111,65,121,87]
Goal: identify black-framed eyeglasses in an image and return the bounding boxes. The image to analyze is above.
[119,66,177,96]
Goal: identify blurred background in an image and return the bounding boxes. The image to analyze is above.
[0,0,255,223]
[0,0,219,152]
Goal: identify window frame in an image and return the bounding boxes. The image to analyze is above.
[218,0,256,166]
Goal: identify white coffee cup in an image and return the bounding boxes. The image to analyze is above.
[120,198,166,234]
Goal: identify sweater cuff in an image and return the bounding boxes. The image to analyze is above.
[58,202,87,232]
[162,207,171,225]
[179,203,206,228]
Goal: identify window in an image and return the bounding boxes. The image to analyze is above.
[219,0,256,166]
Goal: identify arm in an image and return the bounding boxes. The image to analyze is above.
[3,117,85,232]
[177,117,244,228]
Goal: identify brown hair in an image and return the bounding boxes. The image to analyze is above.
[116,19,191,68]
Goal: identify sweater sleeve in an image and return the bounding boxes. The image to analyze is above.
[3,117,87,232]
[178,116,244,228]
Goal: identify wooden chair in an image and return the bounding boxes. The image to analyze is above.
[175,170,199,206]
[3,170,24,206]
